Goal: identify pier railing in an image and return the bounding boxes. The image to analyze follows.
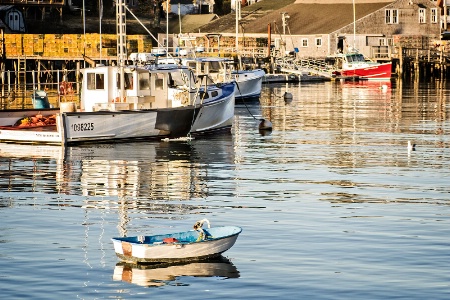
[275,56,334,78]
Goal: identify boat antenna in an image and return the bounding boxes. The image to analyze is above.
[125,6,175,59]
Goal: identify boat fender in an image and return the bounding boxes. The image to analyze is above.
[163,237,179,244]
[259,119,272,131]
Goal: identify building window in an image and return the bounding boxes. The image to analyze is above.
[379,38,386,46]
[385,9,398,24]
[419,8,426,23]
[431,8,438,24]
[315,38,322,47]
[302,38,308,47]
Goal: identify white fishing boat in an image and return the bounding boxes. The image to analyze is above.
[0,63,235,145]
[156,56,265,100]
[111,219,242,263]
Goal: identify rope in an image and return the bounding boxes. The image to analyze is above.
[235,81,257,121]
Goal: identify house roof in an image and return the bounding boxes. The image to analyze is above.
[198,0,297,33]
[198,0,393,35]
[169,14,219,33]
[0,5,15,12]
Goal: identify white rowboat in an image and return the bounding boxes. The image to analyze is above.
[111,219,242,263]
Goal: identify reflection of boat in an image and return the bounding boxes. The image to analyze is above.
[111,219,242,263]
[113,256,239,287]
[0,135,235,199]
[341,80,391,89]
[0,142,64,159]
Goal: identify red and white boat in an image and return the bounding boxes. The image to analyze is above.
[328,51,392,80]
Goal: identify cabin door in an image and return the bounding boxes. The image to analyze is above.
[8,12,20,31]
[337,36,346,53]
[150,72,169,108]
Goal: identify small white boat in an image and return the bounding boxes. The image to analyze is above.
[111,219,242,263]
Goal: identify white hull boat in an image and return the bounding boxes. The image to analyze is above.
[156,56,265,100]
[0,64,235,145]
[233,69,265,99]
[111,219,242,263]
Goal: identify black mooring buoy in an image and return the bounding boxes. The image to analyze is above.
[259,119,273,130]
[284,92,293,102]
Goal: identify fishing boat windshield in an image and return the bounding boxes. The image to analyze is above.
[116,73,134,90]
[168,71,188,87]
[346,53,366,62]
[208,61,222,73]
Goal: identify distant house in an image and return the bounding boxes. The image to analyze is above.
[185,0,443,60]
[161,13,219,49]
[231,0,261,10]
[169,0,215,15]
[169,0,198,15]
[0,5,25,33]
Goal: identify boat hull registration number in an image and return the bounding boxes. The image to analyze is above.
[71,123,94,131]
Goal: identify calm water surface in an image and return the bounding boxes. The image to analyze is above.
[1,79,450,299]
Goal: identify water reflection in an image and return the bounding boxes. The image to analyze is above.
[112,256,239,287]
[260,79,449,136]
[0,136,235,200]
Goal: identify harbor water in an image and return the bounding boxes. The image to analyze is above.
[1,79,450,299]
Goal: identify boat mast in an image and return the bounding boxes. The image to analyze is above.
[235,0,241,52]
[117,0,126,102]
[352,0,356,50]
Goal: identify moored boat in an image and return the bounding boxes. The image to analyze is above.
[111,219,242,263]
[327,51,392,80]
[156,56,265,100]
[0,63,235,145]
